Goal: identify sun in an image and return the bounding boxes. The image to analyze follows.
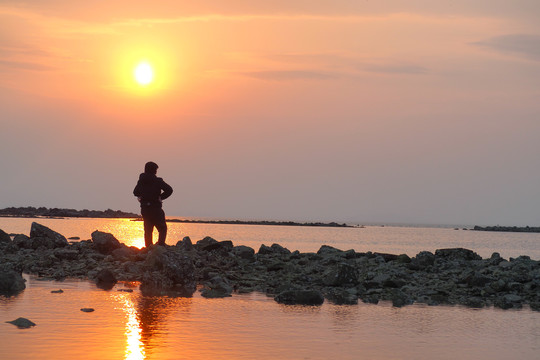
[134,62,154,86]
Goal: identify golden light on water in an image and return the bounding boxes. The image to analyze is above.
[122,295,146,360]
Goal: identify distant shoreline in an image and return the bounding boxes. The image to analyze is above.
[0,206,355,228]
[472,225,540,233]
[0,206,139,219]
[132,218,356,228]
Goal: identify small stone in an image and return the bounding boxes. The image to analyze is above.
[80,308,95,312]
[6,317,36,328]
[51,289,64,293]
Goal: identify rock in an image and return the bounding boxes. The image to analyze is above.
[80,308,95,312]
[12,234,31,249]
[195,236,218,250]
[258,243,291,255]
[0,269,26,295]
[373,253,399,262]
[95,268,117,289]
[53,248,79,261]
[324,288,358,305]
[0,228,11,243]
[232,245,256,261]
[176,236,193,251]
[6,317,36,328]
[51,289,64,293]
[30,222,68,248]
[274,289,325,305]
[389,289,412,307]
[410,251,435,269]
[140,246,196,297]
[323,262,359,286]
[201,240,234,252]
[91,231,122,254]
[68,236,80,240]
[111,246,137,261]
[495,294,523,309]
[317,245,344,256]
[201,276,233,298]
[396,254,412,263]
[435,248,482,261]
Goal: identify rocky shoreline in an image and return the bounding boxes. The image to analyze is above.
[0,206,139,219]
[1,223,539,310]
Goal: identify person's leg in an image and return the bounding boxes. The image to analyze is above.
[155,209,167,245]
[142,209,155,247]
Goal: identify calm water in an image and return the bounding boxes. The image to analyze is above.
[1,217,539,360]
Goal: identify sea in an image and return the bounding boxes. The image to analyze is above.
[0,217,539,360]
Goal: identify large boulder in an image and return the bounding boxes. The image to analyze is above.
[91,231,122,254]
[274,289,325,305]
[435,248,482,261]
[232,245,255,261]
[322,262,359,286]
[30,222,68,248]
[0,228,11,243]
[201,276,233,298]
[0,269,26,296]
[140,246,196,297]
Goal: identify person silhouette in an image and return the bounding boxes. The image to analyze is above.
[133,161,173,247]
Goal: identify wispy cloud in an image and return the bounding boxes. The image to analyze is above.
[0,59,54,71]
[473,34,540,61]
[239,70,338,81]
[362,64,428,75]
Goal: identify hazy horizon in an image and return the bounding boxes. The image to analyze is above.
[2,1,540,226]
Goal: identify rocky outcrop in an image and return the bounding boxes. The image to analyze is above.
[0,223,539,311]
[139,246,196,297]
[0,268,26,296]
[91,231,122,254]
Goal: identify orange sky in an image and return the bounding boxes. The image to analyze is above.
[1,1,540,225]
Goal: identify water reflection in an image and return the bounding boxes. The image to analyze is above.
[117,289,192,360]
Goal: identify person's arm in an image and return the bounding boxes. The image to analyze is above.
[159,180,173,200]
[133,181,142,197]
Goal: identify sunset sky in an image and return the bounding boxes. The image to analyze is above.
[1,1,540,225]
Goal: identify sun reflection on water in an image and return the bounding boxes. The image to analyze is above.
[121,295,146,360]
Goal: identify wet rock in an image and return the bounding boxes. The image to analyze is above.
[80,308,95,312]
[54,248,79,261]
[317,245,344,256]
[258,243,291,255]
[95,268,117,289]
[195,236,218,250]
[140,246,196,297]
[91,231,122,254]
[324,288,358,305]
[388,289,413,307]
[409,251,435,269]
[435,248,482,261]
[6,317,36,328]
[201,276,233,298]
[0,269,26,295]
[495,294,523,309]
[274,289,325,305]
[0,228,11,243]
[176,237,193,251]
[322,262,359,286]
[51,289,64,293]
[30,222,68,248]
[12,234,31,249]
[232,245,256,261]
[111,246,137,261]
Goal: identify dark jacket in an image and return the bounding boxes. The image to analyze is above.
[133,173,173,208]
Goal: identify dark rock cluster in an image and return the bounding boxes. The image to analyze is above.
[0,222,539,311]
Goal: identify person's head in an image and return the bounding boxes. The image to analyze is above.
[144,161,159,175]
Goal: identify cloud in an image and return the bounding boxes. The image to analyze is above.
[0,59,54,71]
[362,63,428,75]
[239,70,338,81]
[473,34,540,61]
